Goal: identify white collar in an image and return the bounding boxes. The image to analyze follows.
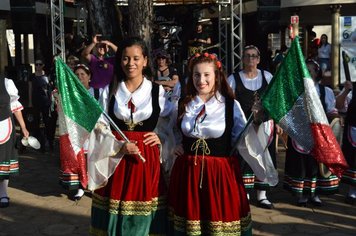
[116,77,152,106]
[189,92,224,115]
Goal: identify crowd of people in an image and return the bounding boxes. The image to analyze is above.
[0,23,355,236]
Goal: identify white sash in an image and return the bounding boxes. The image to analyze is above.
[0,118,12,145]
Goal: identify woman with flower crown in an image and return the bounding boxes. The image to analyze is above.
[168,53,252,235]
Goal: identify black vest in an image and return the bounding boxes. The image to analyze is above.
[233,70,268,118]
[0,77,11,121]
[180,97,234,157]
[108,83,161,131]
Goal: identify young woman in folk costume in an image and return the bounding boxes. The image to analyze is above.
[90,36,172,236]
[168,53,252,235]
[284,59,341,207]
[0,77,29,208]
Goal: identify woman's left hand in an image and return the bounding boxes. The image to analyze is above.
[143,132,161,146]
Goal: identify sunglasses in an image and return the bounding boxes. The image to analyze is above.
[35,63,43,66]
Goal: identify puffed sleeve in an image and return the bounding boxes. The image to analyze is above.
[5,78,23,113]
[231,100,247,145]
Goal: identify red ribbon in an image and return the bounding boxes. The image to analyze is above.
[127,98,136,113]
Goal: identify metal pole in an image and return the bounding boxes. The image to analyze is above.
[103,112,146,162]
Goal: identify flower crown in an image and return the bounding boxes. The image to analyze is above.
[191,52,222,69]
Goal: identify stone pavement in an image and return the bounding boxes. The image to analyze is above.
[0,145,355,236]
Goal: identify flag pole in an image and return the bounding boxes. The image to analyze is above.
[103,112,146,162]
[230,113,253,156]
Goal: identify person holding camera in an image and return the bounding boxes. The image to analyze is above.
[81,34,118,89]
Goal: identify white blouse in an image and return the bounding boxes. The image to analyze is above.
[181,92,246,145]
[100,78,172,124]
[5,78,23,113]
[227,69,273,93]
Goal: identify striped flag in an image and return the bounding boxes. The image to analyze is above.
[56,58,103,188]
[261,37,348,177]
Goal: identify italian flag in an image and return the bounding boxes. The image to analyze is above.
[261,37,348,177]
[55,58,103,188]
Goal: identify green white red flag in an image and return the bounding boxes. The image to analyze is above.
[55,58,103,188]
[261,37,348,177]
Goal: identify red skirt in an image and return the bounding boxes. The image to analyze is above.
[168,154,252,235]
[91,131,167,235]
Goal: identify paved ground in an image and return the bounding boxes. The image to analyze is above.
[0,143,355,236]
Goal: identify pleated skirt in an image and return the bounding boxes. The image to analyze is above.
[168,154,252,236]
[90,131,167,236]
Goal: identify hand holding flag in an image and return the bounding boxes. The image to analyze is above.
[55,58,145,190]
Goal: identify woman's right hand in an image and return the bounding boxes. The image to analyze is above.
[120,141,141,156]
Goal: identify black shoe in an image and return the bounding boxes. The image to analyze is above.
[257,199,274,209]
[0,197,10,208]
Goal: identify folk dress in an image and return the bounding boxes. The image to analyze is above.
[0,78,24,180]
[90,78,172,236]
[168,93,252,236]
